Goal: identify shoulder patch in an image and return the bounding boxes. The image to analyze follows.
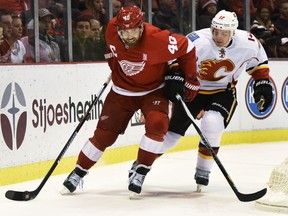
[187,32,200,42]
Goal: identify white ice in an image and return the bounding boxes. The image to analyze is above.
[1,141,287,216]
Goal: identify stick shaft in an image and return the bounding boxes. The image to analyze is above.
[5,74,111,201]
[175,94,267,202]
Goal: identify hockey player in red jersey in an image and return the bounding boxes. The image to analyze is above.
[129,10,273,193]
[61,5,199,195]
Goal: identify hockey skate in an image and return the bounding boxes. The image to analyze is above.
[128,164,151,198]
[128,160,138,179]
[60,165,88,195]
[194,167,210,192]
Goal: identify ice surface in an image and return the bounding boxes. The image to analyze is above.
[1,141,287,216]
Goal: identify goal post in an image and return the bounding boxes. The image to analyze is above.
[255,158,288,213]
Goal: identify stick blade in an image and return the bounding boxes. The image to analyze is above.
[237,188,267,202]
[5,190,37,201]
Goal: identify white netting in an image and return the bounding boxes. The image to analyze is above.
[255,158,288,213]
[268,158,288,194]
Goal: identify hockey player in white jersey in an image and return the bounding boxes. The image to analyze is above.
[128,10,273,192]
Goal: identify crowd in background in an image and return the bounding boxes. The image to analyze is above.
[153,0,288,58]
[0,0,287,64]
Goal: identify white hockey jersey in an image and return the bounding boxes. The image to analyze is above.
[186,28,270,93]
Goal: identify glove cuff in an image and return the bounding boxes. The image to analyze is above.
[184,81,200,91]
[254,79,271,87]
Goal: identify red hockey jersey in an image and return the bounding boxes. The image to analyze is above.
[105,17,196,95]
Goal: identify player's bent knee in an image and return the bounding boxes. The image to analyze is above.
[201,111,224,134]
[200,111,224,147]
[90,128,119,151]
[145,111,169,141]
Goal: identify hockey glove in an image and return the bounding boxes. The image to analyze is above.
[184,76,200,102]
[253,79,273,112]
[164,68,185,103]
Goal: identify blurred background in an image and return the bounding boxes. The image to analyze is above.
[0,0,287,64]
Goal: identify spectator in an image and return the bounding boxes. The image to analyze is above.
[197,0,218,30]
[21,16,61,63]
[251,5,280,57]
[38,8,61,62]
[20,19,35,62]
[90,18,101,40]
[0,12,26,63]
[112,0,122,17]
[49,1,68,61]
[90,18,106,60]
[11,15,23,40]
[10,15,26,63]
[83,0,106,27]
[274,0,288,38]
[72,15,105,61]
[49,1,65,40]
[72,15,93,61]
[0,10,12,63]
[253,0,281,19]
[0,0,29,16]
[152,0,180,33]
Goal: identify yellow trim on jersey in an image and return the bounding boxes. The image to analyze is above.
[0,129,287,186]
[198,152,213,160]
[247,64,269,75]
[226,95,237,124]
[199,89,225,94]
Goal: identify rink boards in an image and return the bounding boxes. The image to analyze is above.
[0,61,287,185]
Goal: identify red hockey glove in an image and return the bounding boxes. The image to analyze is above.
[184,77,200,102]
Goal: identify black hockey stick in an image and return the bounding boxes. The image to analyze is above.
[175,94,267,202]
[5,74,112,201]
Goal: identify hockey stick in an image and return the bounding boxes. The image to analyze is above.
[5,74,112,201]
[175,94,267,202]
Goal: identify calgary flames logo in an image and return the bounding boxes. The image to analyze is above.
[198,59,235,81]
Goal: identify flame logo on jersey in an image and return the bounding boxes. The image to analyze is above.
[119,60,146,76]
[198,59,235,81]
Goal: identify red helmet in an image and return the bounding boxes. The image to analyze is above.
[116,6,143,30]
